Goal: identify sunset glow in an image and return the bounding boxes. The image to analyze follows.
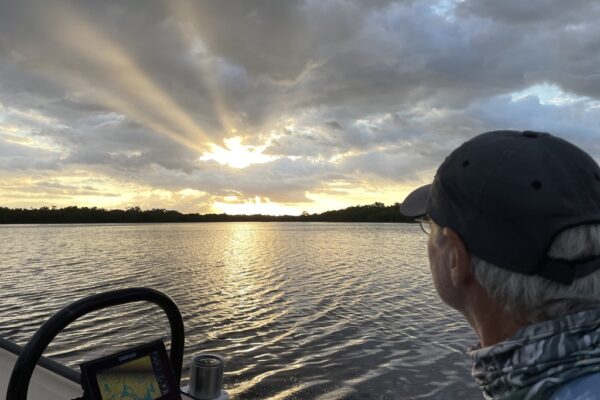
[213,197,302,216]
[1,1,599,215]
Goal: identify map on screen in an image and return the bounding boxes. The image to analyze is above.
[96,355,161,400]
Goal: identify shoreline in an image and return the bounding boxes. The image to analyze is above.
[0,204,415,224]
[0,220,415,225]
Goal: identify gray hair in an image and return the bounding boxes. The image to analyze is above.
[471,224,600,323]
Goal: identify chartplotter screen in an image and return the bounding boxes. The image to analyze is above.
[96,354,161,399]
[80,340,181,400]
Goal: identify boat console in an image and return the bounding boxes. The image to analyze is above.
[2,287,228,400]
[80,339,181,400]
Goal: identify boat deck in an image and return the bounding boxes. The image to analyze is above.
[1,343,194,399]
[0,346,82,399]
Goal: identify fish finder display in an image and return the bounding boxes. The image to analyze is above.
[80,340,181,400]
[96,353,163,400]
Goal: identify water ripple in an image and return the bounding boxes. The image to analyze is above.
[0,222,480,399]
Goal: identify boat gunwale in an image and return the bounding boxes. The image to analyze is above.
[0,336,80,384]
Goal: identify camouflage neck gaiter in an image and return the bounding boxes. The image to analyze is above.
[468,308,600,400]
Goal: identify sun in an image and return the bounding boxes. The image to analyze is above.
[199,136,278,169]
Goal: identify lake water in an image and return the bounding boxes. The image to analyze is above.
[0,222,480,399]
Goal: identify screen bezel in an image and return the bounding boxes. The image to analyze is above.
[80,339,181,400]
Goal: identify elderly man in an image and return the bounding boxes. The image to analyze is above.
[400,131,600,399]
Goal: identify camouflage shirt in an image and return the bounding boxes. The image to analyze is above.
[468,308,600,400]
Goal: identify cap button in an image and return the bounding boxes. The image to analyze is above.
[522,131,539,138]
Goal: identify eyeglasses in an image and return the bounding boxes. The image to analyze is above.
[415,216,431,235]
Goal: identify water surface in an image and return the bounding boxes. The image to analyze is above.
[0,222,480,399]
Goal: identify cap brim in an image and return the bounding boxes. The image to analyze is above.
[399,184,431,217]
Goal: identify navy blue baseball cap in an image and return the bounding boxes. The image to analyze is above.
[400,130,600,285]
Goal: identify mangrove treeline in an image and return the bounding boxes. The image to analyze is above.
[0,203,415,224]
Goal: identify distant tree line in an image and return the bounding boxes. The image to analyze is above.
[0,203,415,224]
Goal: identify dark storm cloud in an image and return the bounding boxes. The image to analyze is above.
[1,0,600,209]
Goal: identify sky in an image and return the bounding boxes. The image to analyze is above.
[1,0,600,215]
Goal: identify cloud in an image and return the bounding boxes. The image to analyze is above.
[1,0,599,213]
[456,0,600,25]
[0,138,64,170]
[468,94,600,156]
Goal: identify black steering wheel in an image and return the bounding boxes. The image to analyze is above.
[6,287,185,400]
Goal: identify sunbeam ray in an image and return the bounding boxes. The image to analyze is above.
[168,0,239,142]
[23,1,210,152]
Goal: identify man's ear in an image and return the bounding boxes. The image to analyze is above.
[442,227,472,287]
